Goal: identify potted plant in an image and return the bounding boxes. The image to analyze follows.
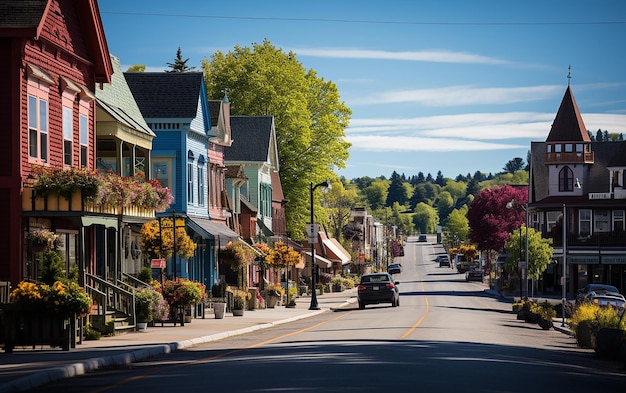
[211,283,227,319]
[159,279,206,323]
[232,294,245,316]
[27,229,59,253]
[265,283,284,308]
[134,287,164,330]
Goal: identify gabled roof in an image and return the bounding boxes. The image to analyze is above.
[0,0,48,35]
[226,116,278,168]
[546,86,591,143]
[607,140,626,168]
[271,171,287,205]
[124,72,204,119]
[0,0,112,83]
[96,55,154,138]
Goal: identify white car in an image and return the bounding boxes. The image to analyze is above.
[576,284,625,305]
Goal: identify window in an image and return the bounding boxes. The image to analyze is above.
[613,210,624,232]
[559,166,574,192]
[187,162,194,204]
[79,114,88,167]
[531,212,541,231]
[547,211,562,233]
[197,166,204,206]
[555,144,562,153]
[28,95,49,161]
[546,145,552,153]
[576,144,583,153]
[153,160,172,190]
[565,143,573,153]
[594,210,610,232]
[579,209,591,237]
[63,105,73,166]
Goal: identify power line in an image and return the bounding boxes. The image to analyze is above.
[101,11,626,26]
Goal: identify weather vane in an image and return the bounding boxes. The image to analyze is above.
[567,65,571,86]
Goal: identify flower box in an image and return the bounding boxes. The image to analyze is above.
[1,304,76,352]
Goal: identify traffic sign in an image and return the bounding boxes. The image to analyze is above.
[151,258,166,269]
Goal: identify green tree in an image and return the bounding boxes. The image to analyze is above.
[126,64,146,72]
[503,157,525,174]
[435,191,454,225]
[443,206,469,248]
[504,226,554,286]
[442,179,466,204]
[325,180,360,241]
[202,40,351,239]
[386,171,408,207]
[166,47,196,72]
[412,202,438,234]
[362,178,389,211]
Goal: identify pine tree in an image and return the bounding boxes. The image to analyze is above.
[166,47,196,73]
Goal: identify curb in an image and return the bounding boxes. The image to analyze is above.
[0,308,331,393]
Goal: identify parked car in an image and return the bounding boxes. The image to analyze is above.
[418,234,427,242]
[588,294,626,308]
[436,255,450,267]
[387,264,402,274]
[576,284,625,304]
[357,273,400,309]
[465,269,484,282]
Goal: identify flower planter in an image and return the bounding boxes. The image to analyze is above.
[2,306,75,353]
[136,322,148,331]
[266,295,279,309]
[575,320,596,349]
[214,302,226,319]
[232,309,244,316]
[595,328,624,360]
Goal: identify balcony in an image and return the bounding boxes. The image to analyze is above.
[544,151,594,164]
[22,188,155,219]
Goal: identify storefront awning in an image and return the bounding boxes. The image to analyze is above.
[187,217,239,246]
[303,252,332,268]
[322,238,351,265]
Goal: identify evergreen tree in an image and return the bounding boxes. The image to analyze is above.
[166,47,196,72]
[386,171,408,207]
[416,172,425,183]
[435,170,446,186]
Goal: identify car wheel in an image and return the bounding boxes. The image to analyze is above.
[358,300,365,310]
[396,297,400,306]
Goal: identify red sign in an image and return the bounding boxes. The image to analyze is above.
[151,258,166,269]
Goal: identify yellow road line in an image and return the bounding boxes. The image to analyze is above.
[90,311,353,392]
[399,273,429,340]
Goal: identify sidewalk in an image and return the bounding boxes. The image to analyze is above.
[0,289,357,393]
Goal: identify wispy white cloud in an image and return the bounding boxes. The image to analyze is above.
[345,112,626,153]
[293,48,511,65]
[347,135,525,152]
[349,85,564,106]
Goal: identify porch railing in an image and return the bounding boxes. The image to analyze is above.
[85,273,135,327]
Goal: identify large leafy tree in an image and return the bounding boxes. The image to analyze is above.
[362,178,389,211]
[412,202,438,234]
[443,206,469,248]
[325,180,360,241]
[202,40,351,239]
[467,185,527,258]
[504,226,553,281]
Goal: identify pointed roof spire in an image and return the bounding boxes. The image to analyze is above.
[546,84,590,142]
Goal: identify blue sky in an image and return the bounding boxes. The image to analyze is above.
[99,0,626,180]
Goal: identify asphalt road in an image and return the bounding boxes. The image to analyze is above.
[30,236,626,393]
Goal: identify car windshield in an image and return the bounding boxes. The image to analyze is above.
[361,275,390,283]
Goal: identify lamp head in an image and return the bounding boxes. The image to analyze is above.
[575,178,581,189]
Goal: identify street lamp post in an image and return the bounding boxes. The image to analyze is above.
[309,181,329,310]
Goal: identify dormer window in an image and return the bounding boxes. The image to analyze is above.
[565,144,573,153]
[555,144,562,153]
